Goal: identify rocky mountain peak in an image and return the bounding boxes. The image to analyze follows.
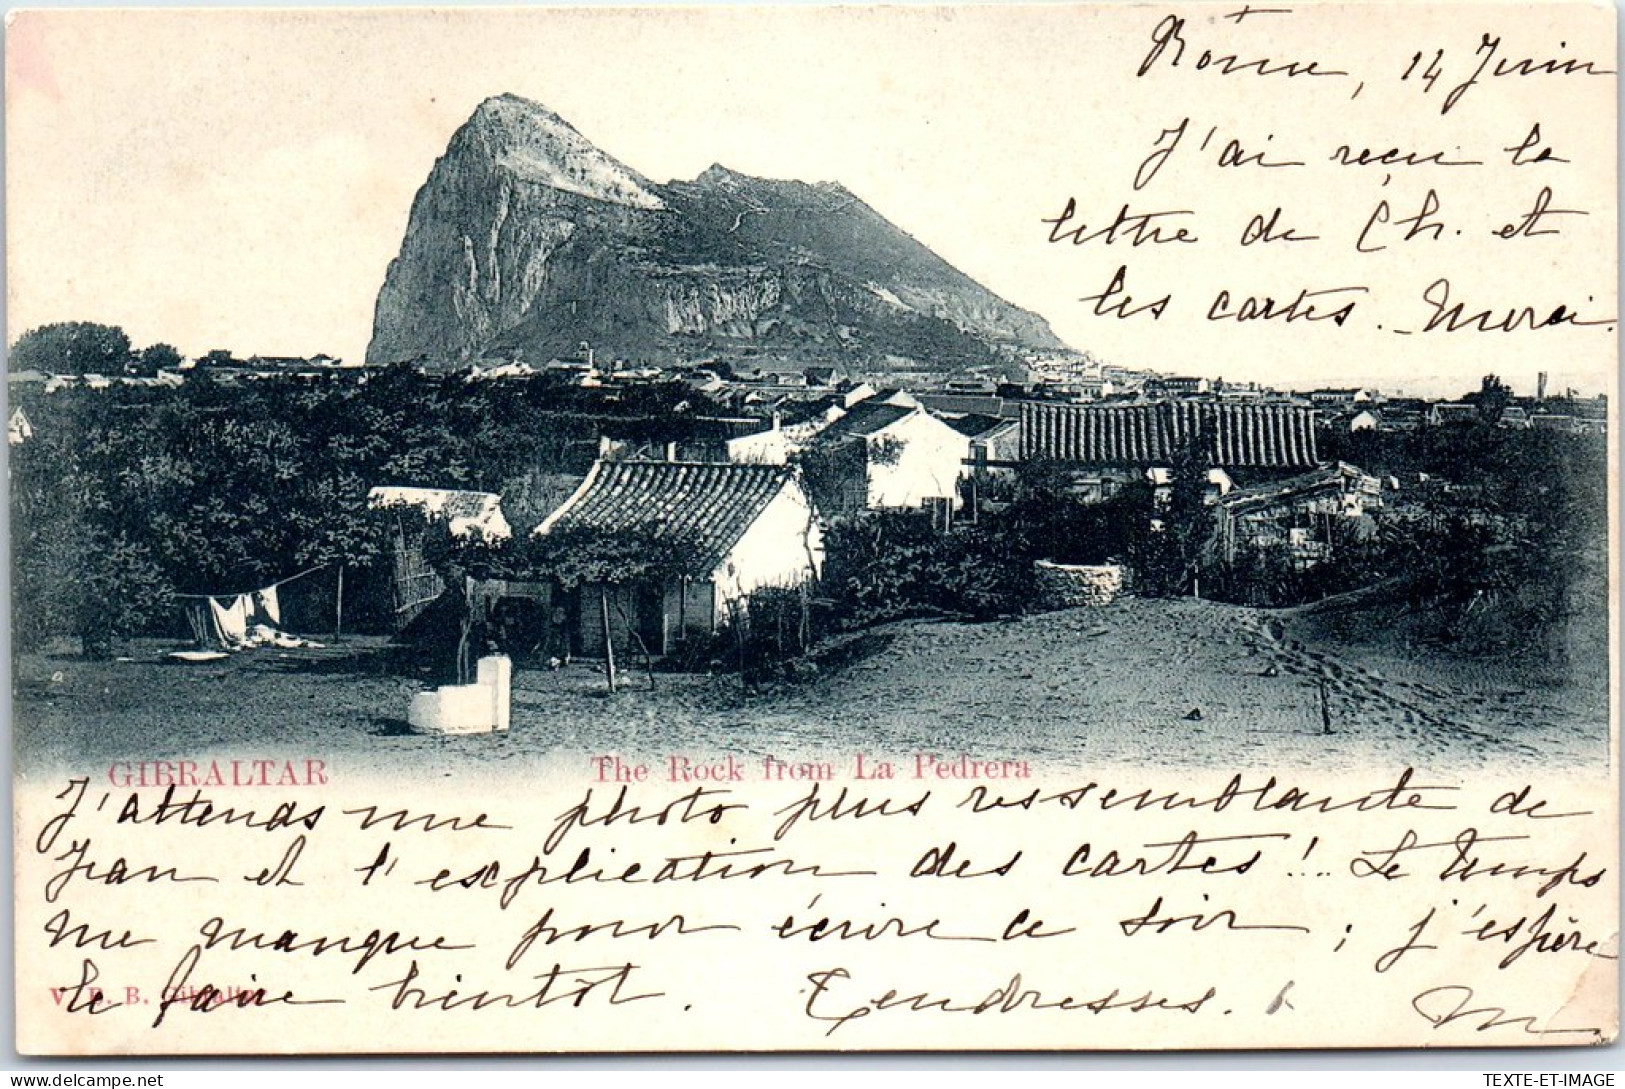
[453,92,665,211]
[694,163,743,185]
[685,163,847,205]
[368,95,1065,371]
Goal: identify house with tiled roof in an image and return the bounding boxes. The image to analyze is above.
[1428,402,1480,426]
[1213,462,1385,565]
[805,395,971,514]
[1021,402,1320,469]
[1018,401,1321,502]
[535,460,822,654]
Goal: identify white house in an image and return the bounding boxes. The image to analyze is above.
[535,460,823,654]
[809,395,971,513]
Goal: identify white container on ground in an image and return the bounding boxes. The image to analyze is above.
[407,654,511,735]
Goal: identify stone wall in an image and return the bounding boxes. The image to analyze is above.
[1033,560,1127,609]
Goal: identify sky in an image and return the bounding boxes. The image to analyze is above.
[5,3,1618,398]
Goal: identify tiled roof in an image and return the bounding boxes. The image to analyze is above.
[947,413,1018,440]
[1020,402,1319,469]
[536,460,794,573]
[917,393,1017,419]
[1431,403,1478,420]
[1218,462,1368,516]
[822,402,915,439]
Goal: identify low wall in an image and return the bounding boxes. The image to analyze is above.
[1033,560,1127,609]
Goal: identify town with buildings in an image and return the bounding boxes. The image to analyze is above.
[9,338,1607,697]
[8,8,1620,1065]
[8,91,1610,768]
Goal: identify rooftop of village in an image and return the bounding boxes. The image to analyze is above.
[10,343,1607,443]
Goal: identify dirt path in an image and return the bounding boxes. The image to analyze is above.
[13,598,1607,777]
[759,597,1603,770]
[1239,613,1552,765]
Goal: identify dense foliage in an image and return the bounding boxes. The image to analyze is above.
[819,472,1153,626]
[7,321,193,378]
[426,521,707,592]
[811,416,1607,666]
[12,327,1605,676]
[1313,418,1609,656]
[10,364,716,656]
[9,322,135,375]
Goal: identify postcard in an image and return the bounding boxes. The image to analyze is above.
[7,3,1618,1055]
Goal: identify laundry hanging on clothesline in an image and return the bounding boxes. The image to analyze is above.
[176,567,328,651]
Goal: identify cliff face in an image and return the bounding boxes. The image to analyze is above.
[368,94,1064,372]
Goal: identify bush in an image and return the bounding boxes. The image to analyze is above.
[822,510,1011,626]
[649,585,833,687]
[820,488,1148,627]
[727,585,831,685]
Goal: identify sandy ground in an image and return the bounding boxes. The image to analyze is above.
[11,597,1609,778]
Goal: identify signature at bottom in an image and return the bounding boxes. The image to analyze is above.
[804,966,1217,1036]
[1412,985,1604,1039]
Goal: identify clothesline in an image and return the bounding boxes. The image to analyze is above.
[172,563,330,600]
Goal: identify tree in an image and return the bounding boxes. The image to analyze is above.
[134,342,185,375]
[1473,373,1512,426]
[9,322,132,375]
[1131,436,1217,597]
[795,437,877,517]
[12,427,174,658]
